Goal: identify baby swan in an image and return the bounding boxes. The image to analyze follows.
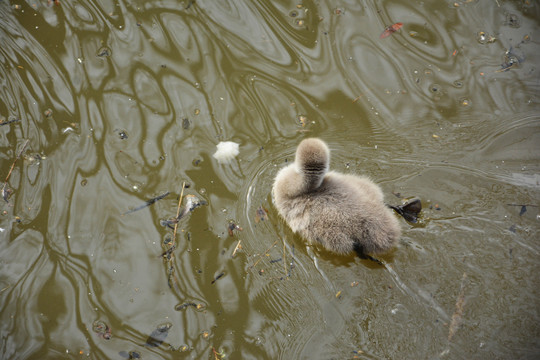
[272,138,401,257]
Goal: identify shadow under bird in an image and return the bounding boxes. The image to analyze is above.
[272,138,421,259]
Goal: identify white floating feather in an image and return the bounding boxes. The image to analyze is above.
[213,141,240,164]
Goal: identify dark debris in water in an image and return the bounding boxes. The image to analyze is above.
[175,302,197,311]
[160,194,204,228]
[2,188,13,202]
[0,118,20,126]
[497,47,525,72]
[507,203,538,217]
[118,130,128,139]
[119,351,141,359]
[227,221,243,236]
[182,117,191,129]
[159,245,176,260]
[505,13,520,28]
[144,323,172,347]
[122,191,170,215]
[211,272,225,284]
[255,206,269,223]
[97,46,112,57]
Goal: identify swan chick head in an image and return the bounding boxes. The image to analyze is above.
[295,138,330,176]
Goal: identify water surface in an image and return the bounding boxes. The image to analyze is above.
[1,0,539,359]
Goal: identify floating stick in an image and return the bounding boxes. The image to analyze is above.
[248,240,278,271]
[2,139,29,202]
[172,182,186,246]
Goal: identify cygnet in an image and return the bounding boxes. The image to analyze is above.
[272,138,401,257]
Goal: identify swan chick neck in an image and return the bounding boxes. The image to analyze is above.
[295,138,330,190]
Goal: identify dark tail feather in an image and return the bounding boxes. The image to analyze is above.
[388,197,422,223]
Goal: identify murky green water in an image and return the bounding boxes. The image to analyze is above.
[1,0,539,359]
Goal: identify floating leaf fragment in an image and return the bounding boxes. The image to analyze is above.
[212,346,226,359]
[448,273,467,341]
[380,22,403,39]
[228,221,243,236]
[298,115,307,127]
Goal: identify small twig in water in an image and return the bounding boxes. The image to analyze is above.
[2,139,30,202]
[211,272,225,284]
[232,240,242,258]
[172,182,186,246]
[159,245,176,260]
[164,182,185,290]
[248,240,278,271]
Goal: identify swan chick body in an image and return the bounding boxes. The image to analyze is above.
[272,138,401,256]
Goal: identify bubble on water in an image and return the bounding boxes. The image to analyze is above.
[460,98,471,107]
[476,31,488,44]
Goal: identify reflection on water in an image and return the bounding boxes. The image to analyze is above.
[1,0,539,359]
